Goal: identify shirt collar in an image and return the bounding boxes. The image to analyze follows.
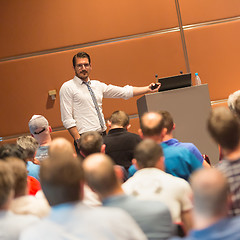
[74,75,91,85]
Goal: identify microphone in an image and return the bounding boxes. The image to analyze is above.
[151,74,159,90]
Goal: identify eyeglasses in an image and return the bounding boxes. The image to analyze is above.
[76,63,90,69]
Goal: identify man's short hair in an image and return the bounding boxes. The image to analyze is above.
[0,161,14,207]
[134,139,163,168]
[159,110,174,134]
[207,107,240,150]
[72,52,91,67]
[234,96,240,119]
[190,168,230,217]
[0,144,26,163]
[228,90,240,113]
[5,157,28,198]
[40,155,84,206]
[84,154,118,196]
[140,112,164,137]
[17,136,39,159]
[109,110,129,128]
[79,131,103,157]
[28,115,49,135]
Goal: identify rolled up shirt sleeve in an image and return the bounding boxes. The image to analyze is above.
[103,84,133,100]
[59,83,76,129]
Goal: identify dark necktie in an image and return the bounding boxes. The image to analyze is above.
[83,81,105,130]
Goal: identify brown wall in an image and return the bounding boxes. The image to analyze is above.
[0,0,239,143]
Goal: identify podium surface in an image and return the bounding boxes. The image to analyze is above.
[137,84,219,165]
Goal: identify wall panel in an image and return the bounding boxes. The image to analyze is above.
[179,0,240,25]
[0,0,178,58]
[0,31,185,137]
[184,20,240,100]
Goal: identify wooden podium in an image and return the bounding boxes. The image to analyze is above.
[137,84,219,165]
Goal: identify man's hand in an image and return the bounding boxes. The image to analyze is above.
[148,83,161,93]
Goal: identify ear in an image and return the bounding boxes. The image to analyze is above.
[138,129,144,139]
[126,124,131,131]
[173,123,176,130]
[161,127,168,139]
[101,144,106,153]
[49,126,52,133]
[132,158,139,170]
[155,156,165,171]
[107,120,111,128]
[114,165,124,183]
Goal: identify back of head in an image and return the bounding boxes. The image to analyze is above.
[109,110,129,128]
[190,168,230,217]
[228,90,240,114]
[207,107,240,151]
[0,144,26,163]
[0,161,14,209]
[40,154,84,206]
[5,157,27,198]
[83,153,118,197]
[17,135,39,160]
[235,96,240,119]
[79,131,103,157]
[48,137,75,159]
[140,112,164,137]
[159,110,174,134]
[28,115,50,139]
[134,139,163,169]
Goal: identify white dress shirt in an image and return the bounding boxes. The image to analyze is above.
[60,76,133,134]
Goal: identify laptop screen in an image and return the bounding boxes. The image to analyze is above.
[157,73,192,92]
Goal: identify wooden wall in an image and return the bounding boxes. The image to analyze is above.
[0,0,239,144]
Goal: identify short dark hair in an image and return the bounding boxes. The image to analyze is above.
[0,144,26,164]
[72,52,91,67]
[109,110,129,128]
[0,161,14,207]
[134,139,163,168]
[5,157,28,197]
[159,110,174,134]
[207,107,240,150]
[79,131,103,157]
[17,136,39,159]
[40,155,84,206]
[140,112,164,137]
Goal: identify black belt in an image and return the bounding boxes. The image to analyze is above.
[80,130,106,136]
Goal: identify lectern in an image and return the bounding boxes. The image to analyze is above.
[137,84,219,165]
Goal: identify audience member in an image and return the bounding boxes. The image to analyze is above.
[208,106,240,216]
[20,154,147,240]
[16,136,41,195]
[0,144,41,196]
[6,157,50,218]
[159,110,210,167]
[83,153,174,240]
[131,112,202,181]
[104,110,141,171]
[228,90,240,117]
[27,115,52,180]
[0,161,39,240]
[78,131,105,158]
[171,168,240,240]
[123,139,193,233]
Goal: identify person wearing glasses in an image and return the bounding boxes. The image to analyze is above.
[60,52,160,153]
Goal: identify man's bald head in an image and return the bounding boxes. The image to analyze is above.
[48,138,75,159]
[140,112,164,138]
[190,168,230,218]
[83,153,119,198]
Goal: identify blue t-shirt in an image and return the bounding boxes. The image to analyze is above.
[163,138,203,164]
[161,142,202,181]
[171,216,240,240]
[27,161,40,181]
